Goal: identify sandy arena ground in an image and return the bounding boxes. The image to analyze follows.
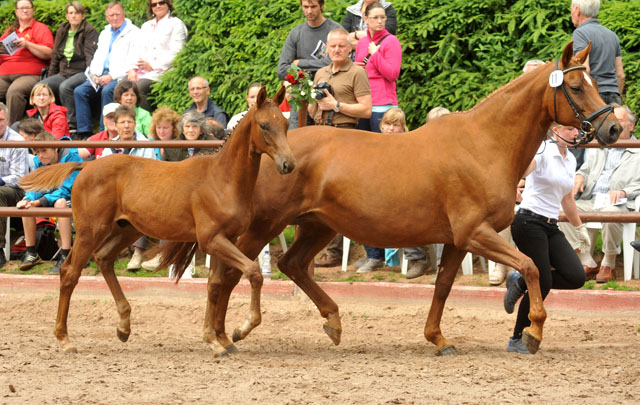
[1,285,639,404]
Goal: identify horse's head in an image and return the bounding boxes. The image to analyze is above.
[249,86,296,174]
[550,41,621,146]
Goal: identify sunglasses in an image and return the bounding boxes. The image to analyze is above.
[151,0,167,7]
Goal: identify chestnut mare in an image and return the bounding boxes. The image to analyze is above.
[168,42,619,358]
[19,86,295,355]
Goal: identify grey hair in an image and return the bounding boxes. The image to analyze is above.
[426,106,450,123]
[327,27,351,44]
[612,104,637,128]
[571,0,600,18]
[523,59,545,73]
[0,102,7,116]
[178,110,210,135]
[189,76,209,88]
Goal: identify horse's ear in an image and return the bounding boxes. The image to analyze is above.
[574,41,591,65]
[273,85,286,106]
[256,86,268,109]
[562,41,590,68]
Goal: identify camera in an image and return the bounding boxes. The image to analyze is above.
[314,81,334,100]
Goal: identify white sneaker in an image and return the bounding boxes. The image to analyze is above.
[127,251,143,270]
[141,254,163,270]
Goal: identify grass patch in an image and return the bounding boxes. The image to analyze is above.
[582,280,596,290]
[583,280,639,291]
[337,274,363,284]
[269,270,289,281]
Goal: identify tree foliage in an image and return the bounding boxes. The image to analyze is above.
[1,0,637,128]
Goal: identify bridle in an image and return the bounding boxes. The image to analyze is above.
[552,59,612,146]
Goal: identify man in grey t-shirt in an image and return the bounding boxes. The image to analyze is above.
[277,0,340,128]
[571,0,625,104]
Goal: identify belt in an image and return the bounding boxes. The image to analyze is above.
[517,208,558,225]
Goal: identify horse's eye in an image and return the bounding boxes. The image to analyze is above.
[570,86,582,93]
[259,123,268,131]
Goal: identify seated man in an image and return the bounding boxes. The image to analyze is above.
[78,103,119,160]
[559,104,639,283]
[0,102,29,268]
[17,131,82,274]
[184,76,228,128]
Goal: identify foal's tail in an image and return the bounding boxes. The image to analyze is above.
[152,241,199,282]
[19,162,88,192]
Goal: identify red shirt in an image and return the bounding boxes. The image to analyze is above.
[0,20,54,75]
[85,130,111,159]
[27,103,69,139]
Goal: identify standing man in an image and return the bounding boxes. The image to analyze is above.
[559,105,638,283]
[73,1,140,138]
[571,0,624,104]
[309,27,371,267]
[277,0,341,128]
[0,103,29,267]
[184,76,228,128]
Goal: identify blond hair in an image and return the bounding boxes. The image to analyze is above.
[380,107,408,132]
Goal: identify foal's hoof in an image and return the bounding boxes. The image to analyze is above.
[435,345,457,356]
[213,349,229,358]
[116,328,130,343]
[231,328,243,343]
[62,343,78,353]
[323,323,341,345]
[522,331,541,354]
[225,344,239,354]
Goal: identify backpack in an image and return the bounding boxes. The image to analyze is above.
[35,218,59,260]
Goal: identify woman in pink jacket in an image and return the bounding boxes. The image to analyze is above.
[26,83,70,139]
[354,1,401,133]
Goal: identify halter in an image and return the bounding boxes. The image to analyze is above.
[552,59,613,146]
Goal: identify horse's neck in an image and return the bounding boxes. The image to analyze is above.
[466,67,554,179]
[216,115,261,192]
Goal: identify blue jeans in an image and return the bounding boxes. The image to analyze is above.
[364,245,384,260]
[357,110,385,133]
[73,79,117,132]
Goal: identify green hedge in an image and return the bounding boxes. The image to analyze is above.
[1,0,638,128]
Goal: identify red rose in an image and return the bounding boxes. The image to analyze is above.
[297,71,305,79]
[285,74,298,84]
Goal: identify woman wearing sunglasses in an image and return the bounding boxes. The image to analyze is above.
[127,0,187,111]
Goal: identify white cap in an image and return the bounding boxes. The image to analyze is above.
[102,102,120,117]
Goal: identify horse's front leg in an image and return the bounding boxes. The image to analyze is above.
[203,256,239,356]
[424,244,466,356]
[200,233,263,358]
[466,223,547,353]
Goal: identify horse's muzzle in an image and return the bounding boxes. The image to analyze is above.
[596,120,622,146]
[276,156,296,175]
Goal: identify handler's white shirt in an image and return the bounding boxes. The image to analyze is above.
[519,141,576,219]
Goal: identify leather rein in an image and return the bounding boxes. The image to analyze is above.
[552,60,613,146]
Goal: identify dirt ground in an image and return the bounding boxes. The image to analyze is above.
[1,286,639,404]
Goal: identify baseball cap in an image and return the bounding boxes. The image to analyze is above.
[103,102,120,117]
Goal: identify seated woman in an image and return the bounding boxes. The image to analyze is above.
[17,131,82,274]
[162,110,217,162]
[227,82,262,131]
[0,0,54,124]
[148,105,180,160]
[113,79,152,136]
[128,0,187,111]
[39,1,98,131]
[26,83,70,139]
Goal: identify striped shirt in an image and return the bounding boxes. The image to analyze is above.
[0,127,29,187]
[593,148,624,195]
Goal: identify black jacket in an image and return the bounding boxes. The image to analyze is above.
[48,19,98,78]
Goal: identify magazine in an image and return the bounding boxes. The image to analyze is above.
[0,32,22,56]
[85,71,101,91]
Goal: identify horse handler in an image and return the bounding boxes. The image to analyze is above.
[503,124,590,354]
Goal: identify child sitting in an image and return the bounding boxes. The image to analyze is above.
[17,131,82,274]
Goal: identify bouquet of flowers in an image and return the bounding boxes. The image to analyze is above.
[285,64,316,111]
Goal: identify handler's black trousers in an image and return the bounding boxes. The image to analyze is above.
[510,211,585,339]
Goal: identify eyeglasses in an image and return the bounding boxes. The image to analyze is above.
[151,0,167,7]
[189,86,208,92]
[368,16,387,21]
[16,6,33,11]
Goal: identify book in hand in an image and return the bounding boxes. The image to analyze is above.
[85,71,101,91]
[0,32,22,56]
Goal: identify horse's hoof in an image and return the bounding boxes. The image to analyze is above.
[225,344,239,354]
[116,328,130,343]
[323,323,341,345]
[62,343,78,353]
[231,328,242,342]
[213,349,229,358]
[435,345,457,356]
[522,331,541,354]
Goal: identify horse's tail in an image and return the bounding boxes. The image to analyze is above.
[19,162,88,192]
[150,241,199,282]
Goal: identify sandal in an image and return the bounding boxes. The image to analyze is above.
[488,264,507,286]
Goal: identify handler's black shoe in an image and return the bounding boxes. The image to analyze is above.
[19,252,42,271]
[503,270,524,314]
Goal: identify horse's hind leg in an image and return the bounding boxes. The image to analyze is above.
[275,220,342,345]
[424,244,466,356]
[93,224,143,343]
[55,232,99,353]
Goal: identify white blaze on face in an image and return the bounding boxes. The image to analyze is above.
[583,72,593,88]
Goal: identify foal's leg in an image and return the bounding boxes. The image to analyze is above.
[464,223,546,353]
[424,244,466,356]
[54,230,103,353]
[93,225,143,343]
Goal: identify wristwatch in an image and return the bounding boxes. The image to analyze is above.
[333,101,340,113]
